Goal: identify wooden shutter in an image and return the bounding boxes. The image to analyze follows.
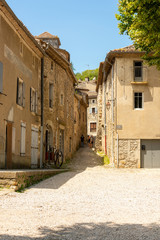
[20,122,26,156]
[16,78,19,104]
[30,87,32,111]
[22,82,25,107]
[0,61,3,93]
[35,91,38,114]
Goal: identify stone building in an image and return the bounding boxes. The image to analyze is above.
[76,79,98,145]
[96,45,160,168]
[36,32,78,163]
[74,92,88,150]
[0,0,44,169]
[0,0,88,169]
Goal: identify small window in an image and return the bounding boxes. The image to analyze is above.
[92,108,95,114]
[16,78,25,107]
[134,92,143,109]
[51,61,53,70]
[60,94,64,105]
[134,61,143,82]
[92,99,95,104]
[30,88,38,113]
[90,122,96,132]
[20,42,23,55]
[49,83,53,108]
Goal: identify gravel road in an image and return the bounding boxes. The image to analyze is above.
[0,146,160,240]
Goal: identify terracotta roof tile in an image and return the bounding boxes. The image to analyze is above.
[36,32,59,39]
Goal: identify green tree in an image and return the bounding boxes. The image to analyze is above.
[75,68,99,81]
[116,0,160,68]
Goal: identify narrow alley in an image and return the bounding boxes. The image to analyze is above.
[0,146,160,240]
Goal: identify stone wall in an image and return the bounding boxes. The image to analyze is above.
[95,85,102,151]
[117,139,140,168]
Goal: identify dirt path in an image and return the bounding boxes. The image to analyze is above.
[0,147,160,239]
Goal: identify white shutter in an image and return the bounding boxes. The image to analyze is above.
[31,127,38,168]
[12,127,16,154]
[0,61,3,93]
[20,122,26,156]
[95,107,98,114]
[89,108,92,114]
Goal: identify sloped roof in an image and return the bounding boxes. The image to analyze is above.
[36,32,61,45]
[111,45,137,53]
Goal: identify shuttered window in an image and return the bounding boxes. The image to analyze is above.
[0,61,3,93]
[30,88,38,113]
[90,122,96,132]
[16,78,25,107]
[20,122,26,156]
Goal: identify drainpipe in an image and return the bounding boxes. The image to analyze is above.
[111,64,114,166]
[104,78,107,155]
[117,132,119,167]
[40,57,44,168]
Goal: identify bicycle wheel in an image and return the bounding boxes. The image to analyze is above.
[55,150,63,168]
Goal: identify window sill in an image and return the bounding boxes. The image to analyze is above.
[131,82,148,85]
[134,108,144,110]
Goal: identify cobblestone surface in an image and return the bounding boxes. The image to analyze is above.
[0,146,160,239]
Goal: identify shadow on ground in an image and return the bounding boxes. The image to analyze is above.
[0,222,159,240]
[30,146,103,190]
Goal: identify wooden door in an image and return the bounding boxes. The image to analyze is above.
[6,122,12,169]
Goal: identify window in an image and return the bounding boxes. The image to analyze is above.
[49,83,53,108]
[60,94,64,105]
[20,122,26,156]
[51,61,53,70]
[30,88,38,113]
[134,92,143,109]
[90,122,96,132]
[134,61,143,82]
[92,99,96,104]
[0,61,3,93]
[92,108,95,114]
[16,78,25,107]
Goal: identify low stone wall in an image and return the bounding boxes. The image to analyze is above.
[0,169,68,191]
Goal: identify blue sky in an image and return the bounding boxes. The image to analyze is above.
[5,0,132,73]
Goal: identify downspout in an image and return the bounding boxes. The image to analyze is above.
[40,57,44,168]
[104,76,107,155]
[111,64,114,166]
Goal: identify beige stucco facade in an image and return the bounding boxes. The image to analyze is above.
[0,1,43,169]
[96,46,160,168]
[0,0,88,169]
